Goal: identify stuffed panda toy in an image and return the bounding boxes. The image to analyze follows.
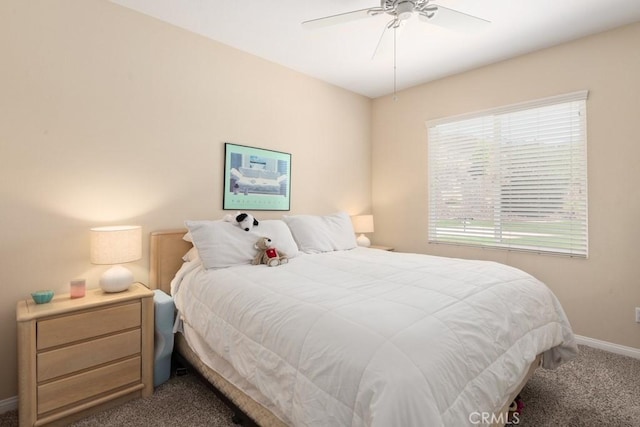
[223,212,259,231]
[236,212,258,231]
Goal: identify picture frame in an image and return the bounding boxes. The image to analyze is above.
[223,143,291,211]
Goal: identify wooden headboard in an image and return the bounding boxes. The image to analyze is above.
[149,229,191,293]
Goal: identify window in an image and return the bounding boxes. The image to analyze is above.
[427,91,588,257]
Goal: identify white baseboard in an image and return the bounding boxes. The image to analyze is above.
[575,334,640,359]
[0,395,17,414]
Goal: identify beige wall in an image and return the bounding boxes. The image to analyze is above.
[372,23,640,350]
[2,0,638,407]
[0,1,371,400]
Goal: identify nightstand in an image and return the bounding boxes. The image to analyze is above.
[16,282,154,426]
[370,245,395,251]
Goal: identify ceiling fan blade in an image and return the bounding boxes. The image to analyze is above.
[424,5,490,32]
[302,8,374,29]
[371,20,406,60]
[371,24,390,59]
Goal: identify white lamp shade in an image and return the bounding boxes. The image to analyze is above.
[90,225,142,265]
[352,215,374,234]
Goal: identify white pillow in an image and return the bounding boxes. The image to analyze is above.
[185,219,298,269]
[182,246,199,262]
[283,212,357,254]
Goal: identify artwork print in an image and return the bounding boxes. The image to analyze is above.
[223,143,291,211]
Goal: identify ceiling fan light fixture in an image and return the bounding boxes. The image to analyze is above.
[396,1,415,21]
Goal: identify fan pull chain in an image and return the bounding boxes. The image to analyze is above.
[393,25,398,101]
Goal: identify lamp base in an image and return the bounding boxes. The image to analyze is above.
[356,234,371,247]
[99,265,133,293]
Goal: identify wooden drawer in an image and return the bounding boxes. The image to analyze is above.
[37,356,141,415]
[37,302,140,350]
[37,329,141,382]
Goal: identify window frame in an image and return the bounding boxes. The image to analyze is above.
[426,90,589,257]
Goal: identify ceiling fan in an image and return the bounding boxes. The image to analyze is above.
[302,0,490,33]
[302,1,489,98]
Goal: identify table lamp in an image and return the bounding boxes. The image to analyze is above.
[352,215,374,247]
[90,225,142,293]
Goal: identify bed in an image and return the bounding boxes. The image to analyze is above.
[149,213,578,427]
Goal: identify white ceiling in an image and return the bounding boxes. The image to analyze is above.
[110,0,640,98]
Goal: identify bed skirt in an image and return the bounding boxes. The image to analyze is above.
[175,332,541,427]
[175,333,287,427]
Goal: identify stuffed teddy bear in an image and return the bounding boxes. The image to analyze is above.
[224,212,259,231]
[252,237,288,267]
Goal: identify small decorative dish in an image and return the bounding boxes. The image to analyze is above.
[31,290,55,304]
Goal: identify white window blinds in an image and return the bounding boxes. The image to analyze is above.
[427,90,588,257]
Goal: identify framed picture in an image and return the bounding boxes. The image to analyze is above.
[223,143,291,211]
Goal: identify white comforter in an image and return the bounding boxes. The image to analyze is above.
[172,248,577,427]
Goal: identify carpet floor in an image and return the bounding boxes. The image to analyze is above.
[1,345,638,426]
